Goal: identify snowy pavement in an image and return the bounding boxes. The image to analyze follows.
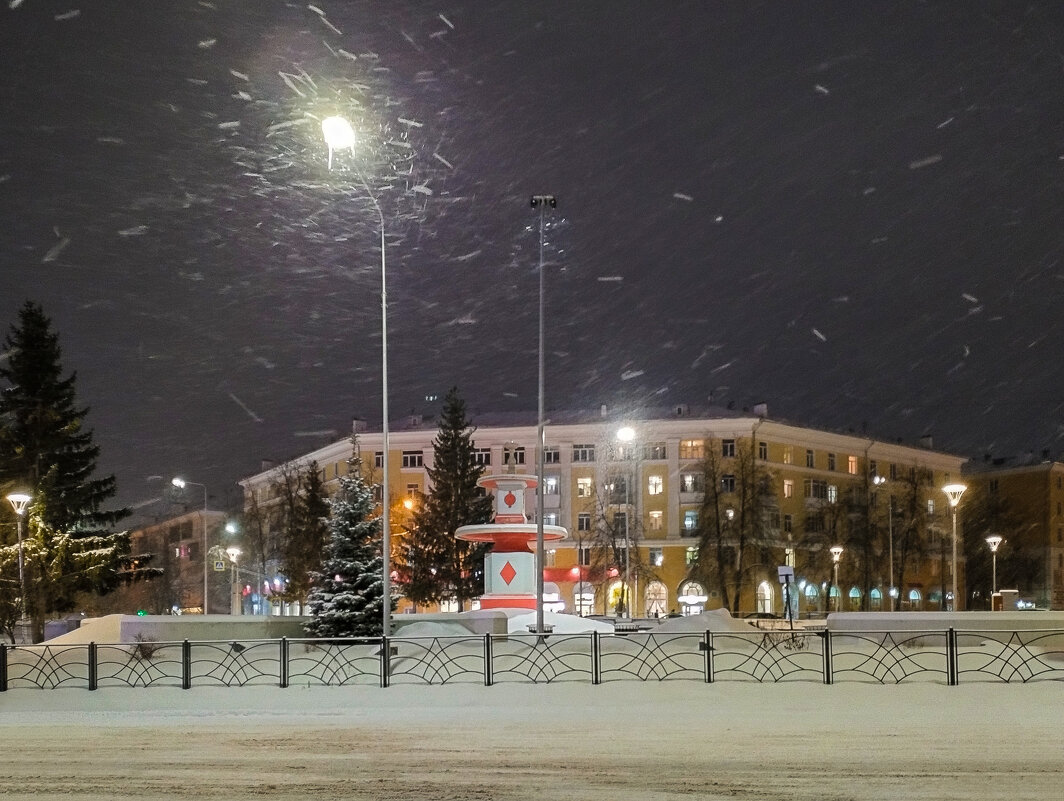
[1,680,1060,800]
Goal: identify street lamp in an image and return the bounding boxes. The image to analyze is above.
[943,483,967,612]
[531,193,556,635]
[323,115,392,637]
[872,475,895,610]
[829,545,844,612]
[616,426,636,619]
[985,534,1003,596]
[225,546,242,615]
[172,477,209,614]
[6,491,31,623]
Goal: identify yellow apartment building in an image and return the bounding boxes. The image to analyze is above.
[239,405,969,618]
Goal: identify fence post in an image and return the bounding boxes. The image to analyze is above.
[181,639,191,690]
[483,633,493,687]
[703,631,714,683]
[380,636,391,689]
[821,630,833,684]
[87,642,97,691]
[0,643,7,692]
[279,637,289,688]
[591,631,601,685]
[947,627,958,686]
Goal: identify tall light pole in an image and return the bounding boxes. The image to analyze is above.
[172,477,209,614]
[943,483,967,612]
[829,545,844,613]
[6,491,31,624]
[531,194,556,635]
[617,426,636,619]
[225,546,242,615]
[323,115,391,637]
[873,475,895,611]
[986,534,1003,596]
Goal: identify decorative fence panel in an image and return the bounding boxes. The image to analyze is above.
[2,627,1062,692]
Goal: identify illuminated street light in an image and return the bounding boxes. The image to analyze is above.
[986,534,1003,596]
[323,115,392,637]
[943,483,967,611]
[531,193,556,635]
[172,477,210,614]
[5,491,31,624]
[225,545,242,615]
[829,545,844,613]
[872,475,895,610]
[617,425,635,619]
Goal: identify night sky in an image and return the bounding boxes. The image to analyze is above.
[2,1,1064,514]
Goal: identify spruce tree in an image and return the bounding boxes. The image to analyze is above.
[398,387,492,609]
[0,301,142,642]
[277,461,331,605]
[303,456,387,638]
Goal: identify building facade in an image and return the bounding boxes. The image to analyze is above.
[240,406,969,618]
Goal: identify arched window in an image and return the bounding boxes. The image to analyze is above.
[803,582,820,611]
[678,581,707,616]
[645,581,668,618]
[908,588,922,610]
[606,580,631,617]
[573,581,594,617]
[848,586,862,611]
[756,581,774,614]
[869,587,882,611]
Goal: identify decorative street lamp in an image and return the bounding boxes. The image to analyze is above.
[225,545,242,615]
[872,474,895,611]
[322,115,392,637]
[617,425,636,619]
[530,193,556,635]
[172,477,209,614]
[829,545,844,612]
[943,483,967,612]
[985,534,1003,596]
[5,491,31,623]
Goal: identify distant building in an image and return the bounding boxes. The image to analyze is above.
[240,405,968,617]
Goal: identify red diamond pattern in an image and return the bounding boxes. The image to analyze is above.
[500,561,517,585]
[504,491,517,507]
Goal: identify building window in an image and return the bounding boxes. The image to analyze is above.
[679,439,704,460]
[405,482,419,496]
[649,547,664,567]
[804,479,828,499]
[758,441,768,460]
[608,476,628,504]
[646,580,668,617]
[577,513,591,532]
[783,514,793,533]
[473,448,491,466]
[543,446,560,464]
[782,445,793,465]
[889,463,898,480]
[722,439,736,458]
[827,484,838,504]
[827,453,836,471]
[869,460,877,477]
[649,510,663,531]
[847,455,858,475]
[572,444,595,463]
[927,499,935,515]
[543,513,558,526]
[684,548,699,567]
[374,451,383,468]
[613,512,627,530]
[683,509,698,533]
[576,477,593,497]
[784,547,795,567]
[647,475,663,495]
[578,547,591,566]
[806,449,815,468]
[783,479,794,498]
[721,474,736,493]
[503,445,525,466]
[612,443,637,461]
[680,473,704,493]
[643,442,667,460]
[543,476,559,495]
[805,513,825,533]
[401,451,423,468]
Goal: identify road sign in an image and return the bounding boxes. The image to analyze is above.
[214,560,226,572]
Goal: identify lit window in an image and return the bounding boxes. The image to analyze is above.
[680,473,703,493]
[649,548,664,567]
[576,477,593,497]
[783,479,794,498]
[649,510,663,531]
[927,499,935,515]
[847,455,857,475]
[543,476,559,495]
[647,475,663,495]
[827,484,838,503]
[782,445,793,465]
[684,548,699,566]
[679,439,704,460]
[543,513,558,526]
[683,509,698,532]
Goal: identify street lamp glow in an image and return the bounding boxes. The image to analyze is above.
[6,491,32,624]
[172,476,210,615]
[872,474,895,610]
[942,483,967,611]
[829,545,843,613]
[616,426,635,443]
[986,534,1003,596]
[322,114,392,637]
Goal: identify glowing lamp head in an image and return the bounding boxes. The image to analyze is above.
[321,116,355,149]
[225,546,241,563]
[985,535,1003,552]
[943,483,967,508]
[829,545,844,563]
[6,492,31,515]
[171,477,186,489]
[616,426,635,443]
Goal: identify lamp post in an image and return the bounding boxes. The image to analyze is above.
[985,534,1003,596]
[225,546,242,615]
[616,426,636,619]
[172,477,209,614]
[873,475,895,611]
[829,545,844,613]
[6,491,31,624]
[531,193,556,635]
[943,483,967,612]
[322,115,391,637]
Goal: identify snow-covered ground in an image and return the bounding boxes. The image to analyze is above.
[2,679,1060,799]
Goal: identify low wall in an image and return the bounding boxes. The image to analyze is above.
[827,611,1064,646]
[47,614,312,645]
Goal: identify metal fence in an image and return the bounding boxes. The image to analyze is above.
[2,627,1062,691]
